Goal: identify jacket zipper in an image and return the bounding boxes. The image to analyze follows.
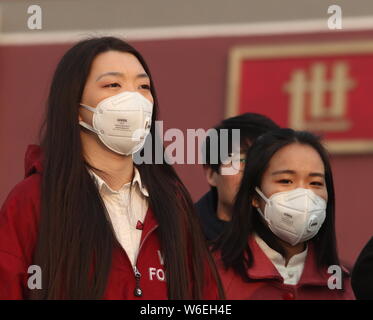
[132,224,159,297]
[133,265,143,297]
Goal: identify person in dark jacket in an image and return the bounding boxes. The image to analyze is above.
[352,237,373,299]
[195,113,279,242]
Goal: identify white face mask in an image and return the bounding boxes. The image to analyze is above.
[79,91,153,155]
[255,187,327,246]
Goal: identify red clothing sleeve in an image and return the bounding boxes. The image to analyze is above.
[0,174,41,299]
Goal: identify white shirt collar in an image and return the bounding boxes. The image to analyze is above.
[89,167,149,197]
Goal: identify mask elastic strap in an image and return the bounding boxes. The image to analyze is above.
[255,187,269,203]
[79,120,98,135]
[79,103,100,134]
[254,187,270,222]
[256,207,267,221]
[80,103,97,113]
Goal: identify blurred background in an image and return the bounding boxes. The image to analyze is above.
[1,0,373,268]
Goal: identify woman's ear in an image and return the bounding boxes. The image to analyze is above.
[252,195,260,208]
[204,166,218,187]
[78,105,83,122]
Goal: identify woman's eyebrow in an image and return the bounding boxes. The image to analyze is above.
[309,172,325,178]
[96,71,124,81]
[271,169,296,175]
[95,72,149,81]
[136,73,149,79]
[271,170,325,178]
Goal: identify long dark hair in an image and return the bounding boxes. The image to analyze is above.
[214,128,341,282]
[30,37,223,299]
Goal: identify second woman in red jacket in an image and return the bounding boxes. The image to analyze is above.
[213,128,354,300]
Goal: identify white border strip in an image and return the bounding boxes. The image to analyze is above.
[1,16,373,45]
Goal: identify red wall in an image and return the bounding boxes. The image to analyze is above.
[1,30,373,267]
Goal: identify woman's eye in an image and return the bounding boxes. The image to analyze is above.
[310,181,324,186]
[139,84,151,90]
[278,179,292,184]
[104,83,121,88]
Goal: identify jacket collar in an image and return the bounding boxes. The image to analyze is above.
[297,243,330,286]
[246,236,283,282]
[195,189,227,241]
[247,236,330,287]
[24,144,44,177]
[140,207,159,244]
[195,189,218,218]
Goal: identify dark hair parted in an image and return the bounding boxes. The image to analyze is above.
[31,37,223,299]
[213,128,342,282]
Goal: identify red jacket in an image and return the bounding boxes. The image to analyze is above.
[215,237,355,300]
[0,145,219,300]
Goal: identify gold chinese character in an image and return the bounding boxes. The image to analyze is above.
[284,62,356,131]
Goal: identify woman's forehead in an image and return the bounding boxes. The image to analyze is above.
[267,143,325,173]
[90,51,145,75]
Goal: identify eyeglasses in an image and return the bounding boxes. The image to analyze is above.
[219,156,246,173]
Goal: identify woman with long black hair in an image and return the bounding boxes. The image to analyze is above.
[213,128,354,299]
[0,37,223,300]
